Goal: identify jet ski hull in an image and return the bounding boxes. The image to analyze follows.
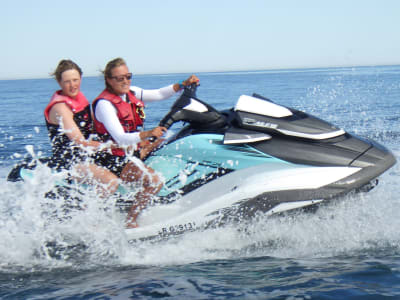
[125,133,393,242]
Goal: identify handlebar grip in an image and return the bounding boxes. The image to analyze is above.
[158,83,199,128]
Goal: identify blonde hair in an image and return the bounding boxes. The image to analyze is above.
[102,57,126,79]
[102,57,128,92]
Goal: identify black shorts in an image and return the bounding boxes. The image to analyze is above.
[93,152,129,177]
[49,148,89,171]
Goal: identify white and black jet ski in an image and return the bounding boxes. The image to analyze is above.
[7,84,396,241]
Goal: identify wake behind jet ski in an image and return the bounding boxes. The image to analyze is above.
[7,84,396,241]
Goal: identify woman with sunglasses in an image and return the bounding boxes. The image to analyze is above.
[92,57,199,228]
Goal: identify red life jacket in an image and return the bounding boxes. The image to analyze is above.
[44,90,92,169]
[44,90,90,122]
[92,89,145,156]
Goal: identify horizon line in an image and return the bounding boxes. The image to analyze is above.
[1,63,399,81]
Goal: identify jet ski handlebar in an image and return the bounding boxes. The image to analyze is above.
[159,84,196,128]
[159,84,226,129]
[184,82,199,97]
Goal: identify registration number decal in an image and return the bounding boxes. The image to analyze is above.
[159,222,196,236]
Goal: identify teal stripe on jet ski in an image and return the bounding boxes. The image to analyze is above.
[20,168,130,195]
[146,134,289,196]
[19,134,290,199]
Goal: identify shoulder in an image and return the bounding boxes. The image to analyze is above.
[48,102,73,124]
[95,99,117,113]
[96,99,115,107]
[50,102,72,113]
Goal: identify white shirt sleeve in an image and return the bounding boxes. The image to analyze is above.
[131,84,178,102]
[95,100,141,146]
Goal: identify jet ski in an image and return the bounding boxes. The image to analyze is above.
[7,84,396,242]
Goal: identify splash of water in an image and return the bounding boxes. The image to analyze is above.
[1,147,399,272]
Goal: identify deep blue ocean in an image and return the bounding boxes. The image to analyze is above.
[0,66,399,299]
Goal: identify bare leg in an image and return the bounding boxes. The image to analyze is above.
[120,161,163,228]
[74,163,119,196]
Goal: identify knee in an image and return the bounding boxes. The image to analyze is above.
[108,179,120,194]
[143,172,163,189]
[152,174,163,190]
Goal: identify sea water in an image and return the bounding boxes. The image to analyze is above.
[0,66,399,299]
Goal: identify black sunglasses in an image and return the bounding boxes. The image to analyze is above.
[110,73,133,82]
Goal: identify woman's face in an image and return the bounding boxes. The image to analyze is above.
[106,64,132,95]
[59,69,81,98]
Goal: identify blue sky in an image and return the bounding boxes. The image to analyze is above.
[1,0,399,79]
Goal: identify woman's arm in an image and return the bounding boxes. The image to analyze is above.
[131,85,176,102]
[95,100,166,148]
[95,100,141,146]
[48,103,101,149]
[132,75,200,102]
